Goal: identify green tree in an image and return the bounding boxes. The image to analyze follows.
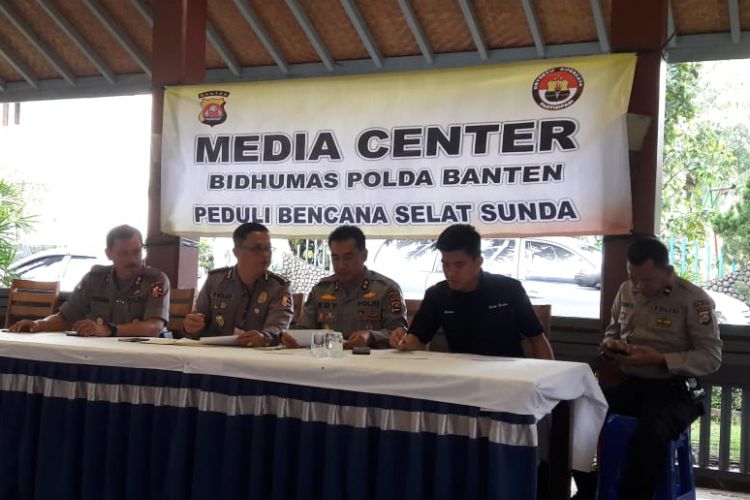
[0,179,35,285]
[662,63,739,241]
[713,174,750,264]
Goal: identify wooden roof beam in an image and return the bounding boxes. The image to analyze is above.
[82,0,151,78]
[231,0,289,74]
[37,0,116,84]
[396,0,433,64]
[728,0,741,43]
[0,0,76,86]
[589,0,610,52]
[520,0,546,57]
[458,0,487,60]
[284,0,335,71]
[339,0,383,68]
[0,40,38,88]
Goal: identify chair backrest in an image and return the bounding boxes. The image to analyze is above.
[167,288,195,335]
[532,304,552,338]
[521,304,552,358]
[291,293,304,325]
[4,279,60,328]
[405,299,422,328]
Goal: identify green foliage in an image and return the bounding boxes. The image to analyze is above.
[713,174,750,264]
[198,239,214,272]
[0,179,34,285]
[662,63,743,242]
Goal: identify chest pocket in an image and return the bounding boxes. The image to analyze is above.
[648,313,680,333]
[89,296,110,319]
[484,303,515,331]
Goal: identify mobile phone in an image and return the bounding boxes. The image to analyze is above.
[352,346,371,355]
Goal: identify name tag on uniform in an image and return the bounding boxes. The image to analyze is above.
[443,310,455,314]
[488,302,508,310]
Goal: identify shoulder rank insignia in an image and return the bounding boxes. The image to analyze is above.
[150,281,165,298]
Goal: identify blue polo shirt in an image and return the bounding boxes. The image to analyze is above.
[410,271,544,357]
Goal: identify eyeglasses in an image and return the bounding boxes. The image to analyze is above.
[236,245,274,254]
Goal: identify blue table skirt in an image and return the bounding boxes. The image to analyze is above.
[0,356,538,500]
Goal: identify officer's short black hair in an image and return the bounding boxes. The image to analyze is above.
[328,225,366,250]
[233,222,269,246]
[106,225,142,249]
[627,237,670,268]
[435,224,481,259]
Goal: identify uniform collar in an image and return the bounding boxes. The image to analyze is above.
[334,268,371,292]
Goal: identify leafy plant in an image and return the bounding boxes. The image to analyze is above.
[0,179,35,285]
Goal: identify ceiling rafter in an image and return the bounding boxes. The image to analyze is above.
[520,0,545,57]
[231,0,288,74]
[396,0,433,64]
[728,0,741,43]
[457,0,487,60]
[284,0,334,72]
[0,39,38,88]
[339,0,382,68]
[0,0,76,86]
[667,1,677,48]
[588,0,610,52]
[81,0,151,78]
[36,0,115,84]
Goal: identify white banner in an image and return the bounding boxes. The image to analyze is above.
[161,54,636,238]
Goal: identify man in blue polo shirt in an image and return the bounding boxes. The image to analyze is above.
[389,224,553,359]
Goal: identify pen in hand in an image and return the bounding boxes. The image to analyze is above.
[398,330,409,346]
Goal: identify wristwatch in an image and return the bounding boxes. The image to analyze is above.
[108,323,118,337]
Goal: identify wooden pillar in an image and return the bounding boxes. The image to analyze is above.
[146,0,207,289]
[600,0,668,327]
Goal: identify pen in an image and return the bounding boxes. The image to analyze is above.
[398,330,409,346]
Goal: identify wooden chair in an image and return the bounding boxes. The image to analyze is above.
[405,299,422,328]
[167,288,195,338]
[4,279,60,328]
[291,293,304,326]
[522,304,552,358]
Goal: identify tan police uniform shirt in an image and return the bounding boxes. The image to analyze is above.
[604,274,722,378]
[190,266,293,345]
[60,265,170,327]
[296,268,407,347]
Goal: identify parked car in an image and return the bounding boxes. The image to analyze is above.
[7,248,107,292]
[368,237,750,324]
[369,236,601,298]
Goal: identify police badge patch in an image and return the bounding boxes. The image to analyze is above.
[198,90,230,127]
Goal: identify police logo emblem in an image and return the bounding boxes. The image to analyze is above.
[198,90,230,127]
[532,67,584,111]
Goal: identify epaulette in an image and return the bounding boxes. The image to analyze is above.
[209,266,231,274]
[89,264,112,274]
[140,266,165,278]
[267,271,290,285]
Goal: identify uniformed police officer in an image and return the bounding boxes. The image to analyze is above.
[184,222,292,347]
[586,237,722,500]
[9,225,170,337]
[283,225,407,349]
[390,224,554,359]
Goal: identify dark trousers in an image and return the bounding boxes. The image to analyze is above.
[603,376,703,500]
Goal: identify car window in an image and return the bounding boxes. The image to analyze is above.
[12,256,66,282]
[482,239,516,276]
[525,240,586,281]
[62,257,98,291]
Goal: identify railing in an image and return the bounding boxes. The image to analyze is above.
[552,316,750,492]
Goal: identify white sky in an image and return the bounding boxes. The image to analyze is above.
[0,94,152,254]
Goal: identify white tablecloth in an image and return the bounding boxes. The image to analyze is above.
[0,332,607,470]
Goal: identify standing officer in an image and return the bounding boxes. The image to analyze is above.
[183,222,293,347]
[585,237,721,500]
[390,224,553,359]
[284,225,407,349]
[9,224,169,337]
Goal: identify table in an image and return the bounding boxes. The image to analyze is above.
[0,332,606,500]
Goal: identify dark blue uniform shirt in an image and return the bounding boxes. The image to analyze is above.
[410,271,543,357]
